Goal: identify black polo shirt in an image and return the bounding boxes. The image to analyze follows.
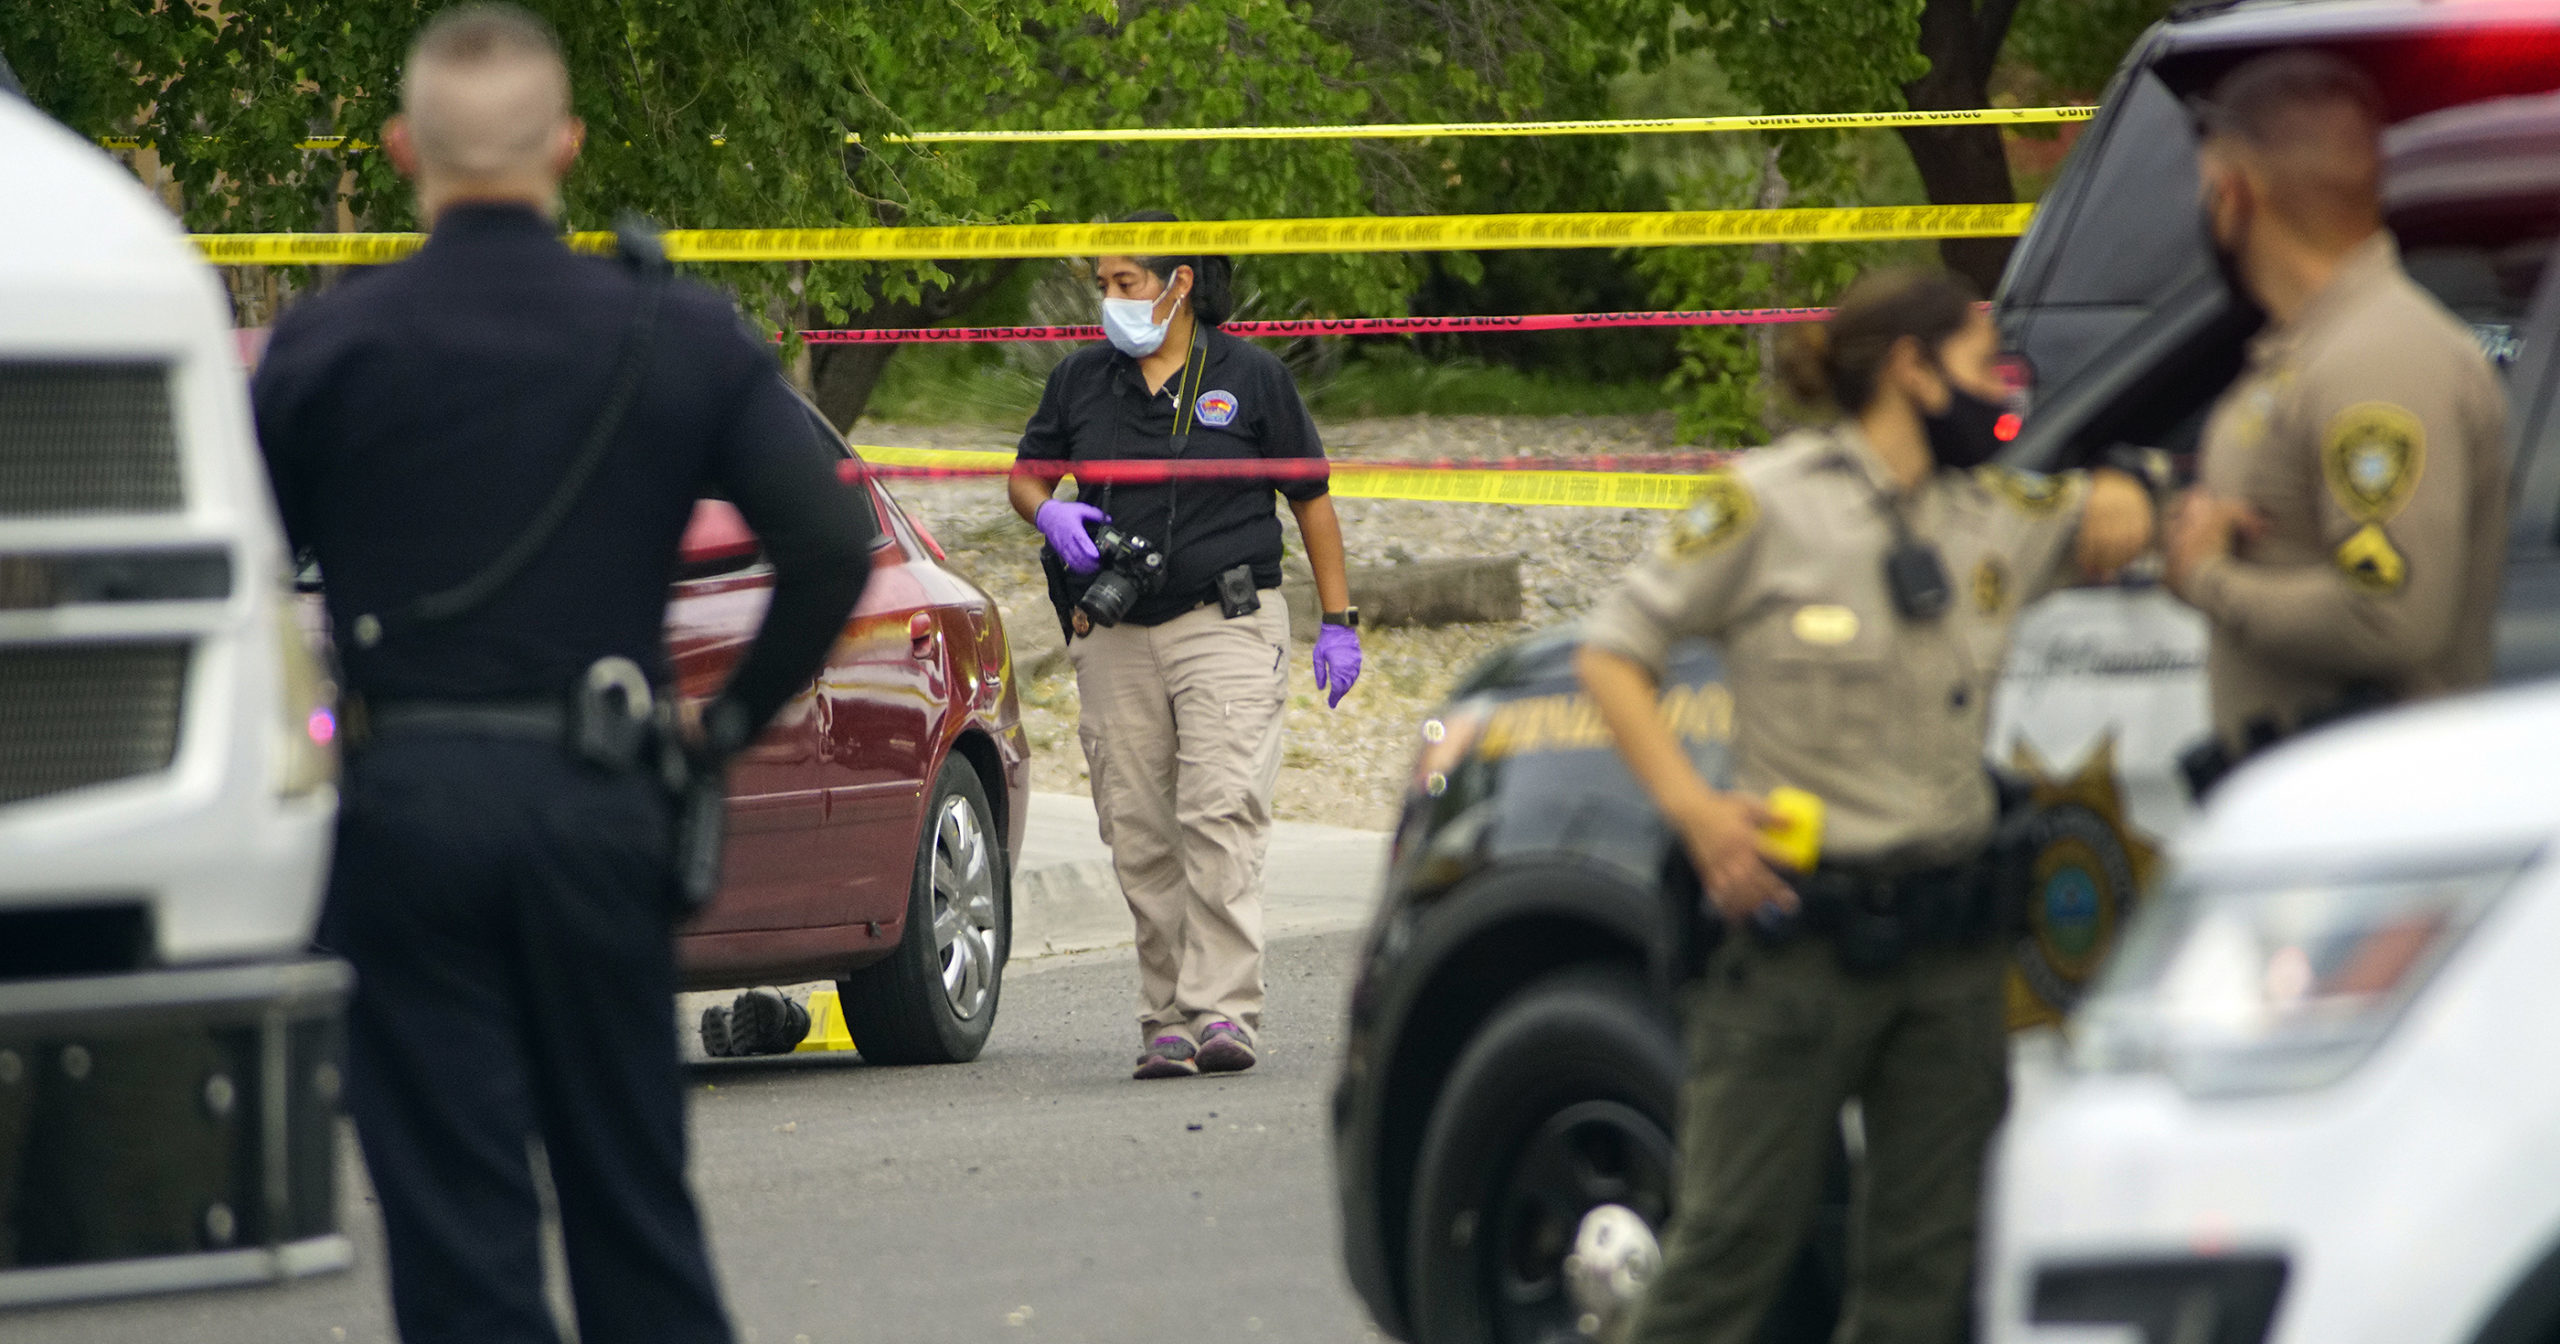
[1017,326,1328,626]
[253,204,874,738]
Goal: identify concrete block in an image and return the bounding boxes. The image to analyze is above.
[1282,555,1525,639]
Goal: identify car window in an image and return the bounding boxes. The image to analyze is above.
[2403,234,2548,375]
[2026,71,2205,313]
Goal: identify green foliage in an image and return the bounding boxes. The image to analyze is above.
[1304,344,1675,419]
[2009,0,2177,96]
[862,337,1675,426]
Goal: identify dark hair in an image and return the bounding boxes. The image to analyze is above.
[2194,49,2384,148]
[1775,267,1982,414]
[1116,209,1235,327]
[2192,50,2384,241]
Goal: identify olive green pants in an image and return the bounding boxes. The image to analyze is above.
[1619,934,2009,1344]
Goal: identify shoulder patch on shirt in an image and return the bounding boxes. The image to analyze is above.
[1662,471,1757,559]
[2322,402,2425,523]
[1193,389,1239,428]
[1976,466,2071,516]
[2335,523,2408,593]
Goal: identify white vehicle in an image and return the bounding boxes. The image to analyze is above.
[1986,681,2560,1344]
[0,87,346,1304]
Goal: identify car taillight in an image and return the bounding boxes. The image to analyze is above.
[273,596,338,798]
[1995,352,2035,443]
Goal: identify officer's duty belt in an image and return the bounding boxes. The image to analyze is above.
[1761,857,1997,976]
[361,699,566,746]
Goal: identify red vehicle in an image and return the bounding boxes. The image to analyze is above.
[670,425,1028,1065]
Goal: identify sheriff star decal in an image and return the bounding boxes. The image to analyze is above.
[2322,401,2426,523]
[2003,736,2161,1031]
[1663,471,1756,558]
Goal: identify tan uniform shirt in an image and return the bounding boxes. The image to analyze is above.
[1582,427,2090,865]
[2186,234,2509,744]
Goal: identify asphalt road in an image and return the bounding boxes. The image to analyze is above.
[5,927,1389,1344]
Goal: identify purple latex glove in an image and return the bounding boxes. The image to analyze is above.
[1035,500,1108,574]
[1314,623,1363,708]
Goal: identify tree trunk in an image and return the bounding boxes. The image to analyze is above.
[1896,0,2025,295]
[803,261,1025,431]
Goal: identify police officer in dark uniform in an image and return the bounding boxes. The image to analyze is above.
[250,8,873,1342]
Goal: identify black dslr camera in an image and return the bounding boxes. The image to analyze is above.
[1077,521,1168,627]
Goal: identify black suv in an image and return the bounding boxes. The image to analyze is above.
[1333,5,2560,1343]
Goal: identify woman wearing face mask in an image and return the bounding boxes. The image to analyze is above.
[1570,268,2152,1343]
[1009,211,1359,1081]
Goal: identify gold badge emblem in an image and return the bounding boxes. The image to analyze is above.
[1791,604,1860,646]
[1972,556,2010,615]
[2335,523,2408,593]
[1977,466,2070,516]
[1663,471,1757,558]
[2322,402,2425,523]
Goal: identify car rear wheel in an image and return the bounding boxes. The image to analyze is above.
[836,757,1007,1064]
[1405,965,1681,1344]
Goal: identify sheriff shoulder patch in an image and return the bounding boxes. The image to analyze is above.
[1663,471,1757,559]
[2335,523,2408,594]
[2322,402,2426,523]
[1977,466,2072,516]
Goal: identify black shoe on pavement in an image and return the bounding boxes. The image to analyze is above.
[698,1004,737,1059]
[1196,1021,1256,1074]
[727,988,811,1056]
[1133,1035,1200,1080]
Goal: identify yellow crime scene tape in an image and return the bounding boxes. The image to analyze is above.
[855,445,1713,511]
[102,104,2093,154]
[189,202,2034,265]
[862,105,2096,144]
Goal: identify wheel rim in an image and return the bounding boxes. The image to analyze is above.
[1486,1098,1677,1344]
[929,793,1000,1021]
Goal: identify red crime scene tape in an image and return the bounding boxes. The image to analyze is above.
[796,306,1831,344]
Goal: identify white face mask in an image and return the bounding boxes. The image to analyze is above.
[1101,285,1182,358]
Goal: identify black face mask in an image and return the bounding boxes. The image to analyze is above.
[1922,381,2007,471]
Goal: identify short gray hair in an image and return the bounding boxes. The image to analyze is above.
[400,4,571,178]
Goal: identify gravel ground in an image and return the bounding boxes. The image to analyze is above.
[865,413,1685,830]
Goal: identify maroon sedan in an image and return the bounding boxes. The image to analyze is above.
[668,430,1027,1065]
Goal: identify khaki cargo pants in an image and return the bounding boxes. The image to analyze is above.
[1620,934,2009,1344]
[1068,600,1290,1045]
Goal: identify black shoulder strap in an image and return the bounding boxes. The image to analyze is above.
[352,216,672,650]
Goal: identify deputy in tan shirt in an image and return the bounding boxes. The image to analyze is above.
[2169,51,2508,764]
[1575,269,2152,1344]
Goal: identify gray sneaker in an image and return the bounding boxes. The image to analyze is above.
[1196,1021,1257,1074]
[1133,1034,1199,1080]
[1564,1204,1661,1338]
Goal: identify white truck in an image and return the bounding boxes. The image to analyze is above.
[1986,681,2560,1344]
[0,84,347,1305]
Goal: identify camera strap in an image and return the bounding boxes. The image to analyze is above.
[348,216,672,651]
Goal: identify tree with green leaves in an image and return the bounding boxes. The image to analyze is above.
[1638,0,2174,440]
[1666,0,2173,292]
[3,0,1686,427]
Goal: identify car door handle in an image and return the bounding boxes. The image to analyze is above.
[907,612,938,659]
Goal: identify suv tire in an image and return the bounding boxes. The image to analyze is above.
[1405,965,1681,1344]
[837,756,1007,1064]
